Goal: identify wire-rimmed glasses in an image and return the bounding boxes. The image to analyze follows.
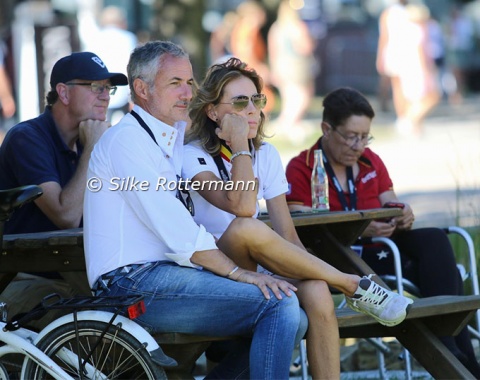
[332,128,374,148]
[67,82,117,95]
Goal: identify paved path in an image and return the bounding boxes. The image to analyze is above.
[373,111,480,228]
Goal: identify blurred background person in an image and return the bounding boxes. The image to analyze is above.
[376,0,410,129]
[399,3,441,136]
[426,13,448,99]
[268,0,318,143]
[84,6,137,124]
[446,4,474,105]
[0,38,15,138]
[230,0,274,114]
[209,10,238,64]
[377,0,440,137]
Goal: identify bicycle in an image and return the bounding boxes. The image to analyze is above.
[0,185,177,379]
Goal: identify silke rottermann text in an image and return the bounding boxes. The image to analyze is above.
[86,176,257,192]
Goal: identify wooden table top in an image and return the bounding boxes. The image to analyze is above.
[2,208,402,250]
[259,207,402,227]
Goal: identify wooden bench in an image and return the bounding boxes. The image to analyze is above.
[3,217,479,378]
[152,295,480,379]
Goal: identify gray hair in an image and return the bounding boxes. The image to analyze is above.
[127,40,189,103]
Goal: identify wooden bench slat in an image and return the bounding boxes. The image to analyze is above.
[153,333,237,345]
[338,295,480,327]
[151,295,480,345]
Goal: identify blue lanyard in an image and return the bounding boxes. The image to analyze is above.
[318,140,357,211]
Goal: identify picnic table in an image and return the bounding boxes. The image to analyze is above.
[2,208,480,379]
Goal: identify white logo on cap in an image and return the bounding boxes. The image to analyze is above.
[91,57,106,68]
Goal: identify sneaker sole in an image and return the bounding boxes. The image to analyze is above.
[347,298,414,327]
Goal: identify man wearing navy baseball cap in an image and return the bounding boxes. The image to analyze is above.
[0,51,128,329]
[50,51,128,88]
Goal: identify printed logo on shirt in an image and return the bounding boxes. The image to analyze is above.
[361,170,377,184]
[198,158,206,165]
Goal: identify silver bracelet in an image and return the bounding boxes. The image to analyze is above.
[226,266,239,278]
[230,151,252,162]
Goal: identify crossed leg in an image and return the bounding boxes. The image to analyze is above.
[217,217,354,379]
[217,217,360,296]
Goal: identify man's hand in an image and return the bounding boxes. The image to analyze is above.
[230,268,297,300]
[79,119,110,151]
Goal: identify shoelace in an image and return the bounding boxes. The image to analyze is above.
[352,274,388,307]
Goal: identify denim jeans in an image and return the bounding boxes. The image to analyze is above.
[204,308,308,379]
[102,261,303,379]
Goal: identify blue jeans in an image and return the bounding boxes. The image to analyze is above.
[205,308,308,379]
[102,261,303,379]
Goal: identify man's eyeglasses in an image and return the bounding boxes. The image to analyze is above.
[217,93,267,112]
[67,82,117,95]
[333,128,374,148]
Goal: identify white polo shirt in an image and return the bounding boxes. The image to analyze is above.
[84,106,217,288]
[182,141,288,239]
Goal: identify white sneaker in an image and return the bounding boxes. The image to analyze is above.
[346,274,413,327]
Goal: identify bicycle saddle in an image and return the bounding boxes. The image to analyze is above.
[0,185,43,221]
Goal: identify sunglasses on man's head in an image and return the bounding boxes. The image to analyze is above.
[217,93,267,112]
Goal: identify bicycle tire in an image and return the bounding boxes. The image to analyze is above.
[22,320,166,379]
[0,362,9,380]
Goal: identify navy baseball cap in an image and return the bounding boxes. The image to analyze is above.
[50,52,128,89]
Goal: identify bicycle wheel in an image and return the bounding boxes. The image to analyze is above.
[0,362,9,380]
[23,320,166,379]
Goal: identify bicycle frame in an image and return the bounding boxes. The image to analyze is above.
[20,309,170,379]
[0,186,175,379]
[0,321,74,380]
[34,309,161,351]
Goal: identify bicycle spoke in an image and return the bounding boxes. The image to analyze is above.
[23,321,166,379]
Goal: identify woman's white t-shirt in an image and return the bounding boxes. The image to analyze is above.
[182,141,288,239]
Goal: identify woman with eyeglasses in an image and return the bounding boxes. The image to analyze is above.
[183,58,413,379]
[286,87,480,377]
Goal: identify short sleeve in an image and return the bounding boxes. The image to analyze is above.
[256,143,288,200]
[285,154,312,207]
[4,126,61,186]
[182,142,217,180]
[371,151,394,194]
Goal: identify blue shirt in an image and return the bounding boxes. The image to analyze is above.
[0,107,82,233]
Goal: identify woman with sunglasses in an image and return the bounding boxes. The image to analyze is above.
[285,87,480,377]
[183,58,412,379]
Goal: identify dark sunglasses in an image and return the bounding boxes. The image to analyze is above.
[217,93,267,112]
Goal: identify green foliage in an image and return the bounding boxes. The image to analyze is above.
[448,226,480,296]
